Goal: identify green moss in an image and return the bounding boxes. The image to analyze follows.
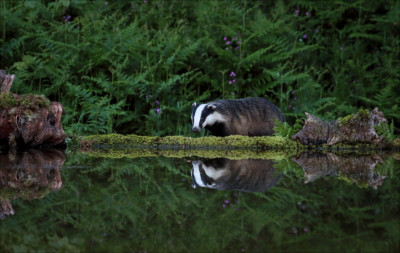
[357,109,370,119]
[79,133,395,153]
[19,94,51,110]
[339,114,354,126]
[82,147,299,160]
[0,94,51,110]
[338,173,368,189]
[339,109,370,127]
[80,134,302,150]
[392,138,400,147]
[0,186,51,201]
[0,93,18,108]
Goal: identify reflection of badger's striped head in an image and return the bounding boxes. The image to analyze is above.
[191,102,225,132]
[191,160,227,189]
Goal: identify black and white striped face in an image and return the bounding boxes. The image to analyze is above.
[191,102,224,132]
[191,160,227,189]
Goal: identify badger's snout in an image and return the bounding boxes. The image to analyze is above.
[192,126,201,132]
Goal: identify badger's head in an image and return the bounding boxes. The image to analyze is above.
[191,160,227,189]
[191,102,224,132]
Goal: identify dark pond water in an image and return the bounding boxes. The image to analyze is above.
[0,149,399,252]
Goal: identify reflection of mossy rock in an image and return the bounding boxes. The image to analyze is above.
[292,152,387,189]
[0,149,64,200]
[0,186,52,201]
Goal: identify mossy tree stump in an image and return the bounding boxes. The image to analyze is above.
[0,70,66,149]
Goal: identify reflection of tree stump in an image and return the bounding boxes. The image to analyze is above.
[0,149,65,219]
[292,152,385,189]
[292,108,387,146]
[0,70,65,148]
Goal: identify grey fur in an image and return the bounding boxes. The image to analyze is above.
[192,97,285,136]
[191,158,283,192]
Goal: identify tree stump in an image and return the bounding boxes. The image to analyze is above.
[292,152,385,189]
[0,70,66,148]
[291,108,387,146]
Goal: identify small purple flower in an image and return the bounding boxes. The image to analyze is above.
[232,79,236,83]
[155,100,160,105]
[229,81,232,84]
[144,0,147,3]
[289,105,292,108]
[303,34,307,39]
[301,205,306,210]
[225,200,229,204]
[105,2,108,6]
[222,204,226,208]
[235,46,239,51]
[291,90,295,95]
[340,47,343,51]
[294,97,297,100]
[306,12,310,16]
[295,10,299,16]
[226,41,231,45]
[304,228,308,232]
[154,108,160,114]
[63,15,72,23]
[103,232,107,237]
[223,36,227,41]
[230,72,236,77]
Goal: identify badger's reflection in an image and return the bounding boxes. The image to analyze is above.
[0,149,65,219]
[191,158,282,192]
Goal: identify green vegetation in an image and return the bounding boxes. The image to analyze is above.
[0,154,398,252]
[0,93,50,110]
[79,133,400,153]
[1,0,399,136]
[82,147,297,160]
[81,133,301,149]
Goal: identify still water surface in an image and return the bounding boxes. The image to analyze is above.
[0,149,399,252]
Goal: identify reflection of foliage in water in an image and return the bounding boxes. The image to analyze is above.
[0,153,399,252]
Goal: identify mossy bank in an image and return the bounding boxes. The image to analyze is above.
[80,134,302,150]
[79,134,400,152]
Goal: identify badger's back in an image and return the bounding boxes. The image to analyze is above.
[192,158,283,192]
[212,97,284,136]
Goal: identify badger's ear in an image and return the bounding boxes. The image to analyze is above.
[208,104,216,111]
[192,102,197,107]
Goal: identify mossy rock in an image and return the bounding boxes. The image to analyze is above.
[80,134,302,150]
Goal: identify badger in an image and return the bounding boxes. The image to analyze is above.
[191,97,285,136]
[191,158,283,192]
